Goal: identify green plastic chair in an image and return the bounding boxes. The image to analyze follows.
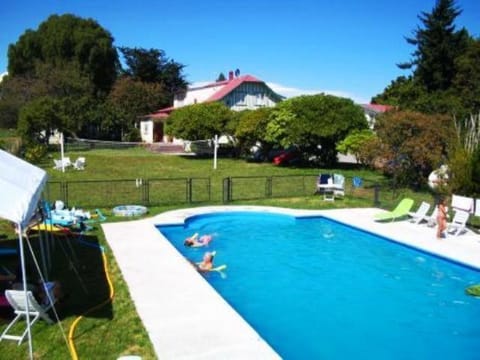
[374,198,415,222]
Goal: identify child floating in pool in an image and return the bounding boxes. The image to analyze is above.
[184,233,212,247]
[195,251,216,272]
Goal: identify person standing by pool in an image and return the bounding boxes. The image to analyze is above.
[436,197,448,239]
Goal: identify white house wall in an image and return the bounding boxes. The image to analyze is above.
[221,83,278,111]
[174,84,226,107]
[140,120,154,143]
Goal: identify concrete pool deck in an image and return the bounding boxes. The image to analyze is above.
[102,206,480,359]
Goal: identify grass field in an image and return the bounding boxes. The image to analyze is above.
[0,146,438,359]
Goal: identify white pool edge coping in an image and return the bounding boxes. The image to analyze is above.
[103,205,480,359]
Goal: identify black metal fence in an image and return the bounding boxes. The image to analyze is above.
[44,175,380,208]
[223,175,379,204]
[44,177,211,208]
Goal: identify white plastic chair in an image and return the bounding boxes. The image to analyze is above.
[53,159,63,170]
[332,174,345,198]
[63,157,72,167]
[408,201,431,224]
[447,210,470,236]
[0,290,54,345]
[73,157,85,170]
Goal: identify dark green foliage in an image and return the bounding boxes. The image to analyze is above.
[17,96,64,145]
[452,38,480,114]
[118,47,187,103]
[216,73,226,82]
[266,94,368,166]
[399,0,467,92]
[166,102,233,140]
[107,76,169,138]
[374,0,479,117]
[336,129,377,166]
[235,108,273,156]
[375,110,455,187]
[8,14,118,94]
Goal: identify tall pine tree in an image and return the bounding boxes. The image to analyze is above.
[398,0,469,92]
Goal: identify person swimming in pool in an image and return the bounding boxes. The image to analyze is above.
[195,251,216,272]
[184,233,212,247]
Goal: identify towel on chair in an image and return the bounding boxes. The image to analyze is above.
[451,194,474,213]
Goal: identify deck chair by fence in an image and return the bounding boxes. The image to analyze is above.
[447,210,470,236]
[316,173,332,193]
[0,290,54,345]
[53,157,72,171]
[73,157,85,170]
[332,174,345,198]
[408,201,431,224]
[374,198,414,222]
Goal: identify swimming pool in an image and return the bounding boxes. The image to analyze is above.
[158,211,480,359]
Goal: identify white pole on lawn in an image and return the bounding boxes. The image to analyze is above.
[60,132,65,173]
[213,134,219,170]
[17,225,34,359]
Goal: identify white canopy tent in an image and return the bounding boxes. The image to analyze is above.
[0,149,48,359]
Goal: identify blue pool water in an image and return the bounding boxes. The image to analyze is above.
[158,212,480,360]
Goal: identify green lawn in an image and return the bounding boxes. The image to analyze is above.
[0,147,438,359]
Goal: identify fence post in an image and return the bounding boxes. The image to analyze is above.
[223,177,231,203]
[374,183,380,207]
[266,176,272,198]
[187,178,192,203]
[207,177,211,202]
[143,179,149,206]
[63,181,69,207]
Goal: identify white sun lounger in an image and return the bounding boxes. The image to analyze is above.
[0,290,54,345]
[446,210,470,236]
[408,201,431,224]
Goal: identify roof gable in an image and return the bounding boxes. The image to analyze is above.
[206,75,263,102]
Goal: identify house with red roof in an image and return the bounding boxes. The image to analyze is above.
[141,71,283,143]
[361,103,394,129]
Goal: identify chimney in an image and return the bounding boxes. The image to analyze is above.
[228,71,234,81]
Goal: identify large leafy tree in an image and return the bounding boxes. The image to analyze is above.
[266,94,367,166]
[398,0,469,92]
[107,77,169,139]
[375,110,456,187]
[17,97,64,145]
[336,129,377,166]
[2,14,118,138]
[234,108,273,156]
[452,38,480,113]
[8,14,118,94]
[119,47,187,103]
[166,102,233,140]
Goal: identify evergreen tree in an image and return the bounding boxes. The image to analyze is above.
[8,14,118,94]
[398,0,469,92]
[118,47,188,103]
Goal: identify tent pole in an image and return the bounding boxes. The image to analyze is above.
[60,132,65,173]
[18,225,34,359]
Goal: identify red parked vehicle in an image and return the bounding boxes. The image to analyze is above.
[273,148,300,166]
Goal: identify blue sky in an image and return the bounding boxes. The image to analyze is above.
[1,0,479,103]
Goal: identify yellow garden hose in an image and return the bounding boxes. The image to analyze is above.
[67,250,115,360]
